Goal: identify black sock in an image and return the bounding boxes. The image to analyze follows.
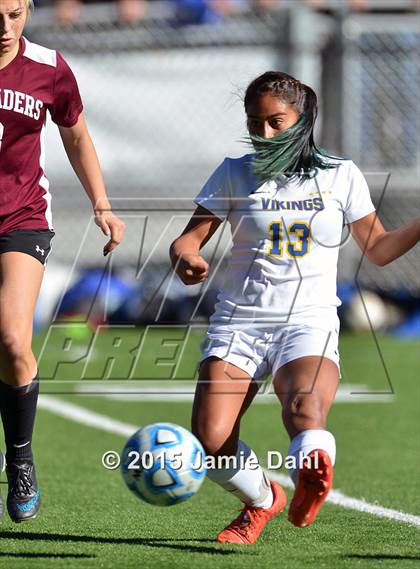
[0,373,39,464]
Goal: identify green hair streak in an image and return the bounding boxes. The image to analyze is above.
[247,115,339,184]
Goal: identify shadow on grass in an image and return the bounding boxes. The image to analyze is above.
[345,554,420,561]
[0,531,254,556]
[0,553,95,559]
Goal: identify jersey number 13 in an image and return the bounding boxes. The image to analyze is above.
[268,221,311,257]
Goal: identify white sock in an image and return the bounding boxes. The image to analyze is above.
[287,429,336,485]
[206,440,274,508]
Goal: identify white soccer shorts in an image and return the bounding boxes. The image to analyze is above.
[200,317,340,380]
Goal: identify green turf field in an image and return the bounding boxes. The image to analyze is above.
[0,330,419,569]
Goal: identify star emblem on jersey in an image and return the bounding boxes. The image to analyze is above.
[35,245,45,256]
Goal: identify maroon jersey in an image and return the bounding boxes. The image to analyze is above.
[0,37,83,234]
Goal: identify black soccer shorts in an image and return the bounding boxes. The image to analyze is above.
[0,229,55,266]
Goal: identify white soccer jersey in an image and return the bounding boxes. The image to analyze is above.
[194,155,375,327]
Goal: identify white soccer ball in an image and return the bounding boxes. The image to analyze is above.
[346,290,388,332]
[121,422,206,506]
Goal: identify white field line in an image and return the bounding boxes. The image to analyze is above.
[39,394,136,438]
[267,472,420,528]
[74,382,395,404]
[38,395,419,528]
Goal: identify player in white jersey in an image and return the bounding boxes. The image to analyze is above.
[170,71,420,544]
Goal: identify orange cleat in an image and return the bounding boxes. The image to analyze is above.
[288,449,333,528]
[216,481,287,544]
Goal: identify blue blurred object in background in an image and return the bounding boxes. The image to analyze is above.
[57,268,135,326]
[391,310,420,338]
[172,0,238,26]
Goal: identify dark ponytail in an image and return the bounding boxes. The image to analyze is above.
[244,71,339,182]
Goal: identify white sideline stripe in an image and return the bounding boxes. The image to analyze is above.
[39,394,137,438]
[267,472,420,528]
[38,395,420,528]
[74,383,395,404]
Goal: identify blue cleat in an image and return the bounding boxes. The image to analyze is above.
[6,460,41,522]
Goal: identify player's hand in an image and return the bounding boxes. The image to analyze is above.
[94,209,126,256]
[175,254,209,285]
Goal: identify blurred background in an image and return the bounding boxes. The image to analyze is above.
[27,0,419,337]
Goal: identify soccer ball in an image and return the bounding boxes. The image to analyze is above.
[346,290,388,332]
[121,422,206,506]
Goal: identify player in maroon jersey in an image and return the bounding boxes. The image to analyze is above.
[0,0,125,522]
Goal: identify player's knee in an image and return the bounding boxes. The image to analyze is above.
[192,419,233,457]
[0,329,31,361]
[282,394,326,430]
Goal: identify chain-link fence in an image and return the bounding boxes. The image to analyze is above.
[342,13,419,176]
[340,12,419,294]
[27,3,419,295]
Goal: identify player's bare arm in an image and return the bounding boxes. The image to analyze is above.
[350,212,420,266]
[59,114,125,255]
[0,0,127,524]
[170,205,221,285]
